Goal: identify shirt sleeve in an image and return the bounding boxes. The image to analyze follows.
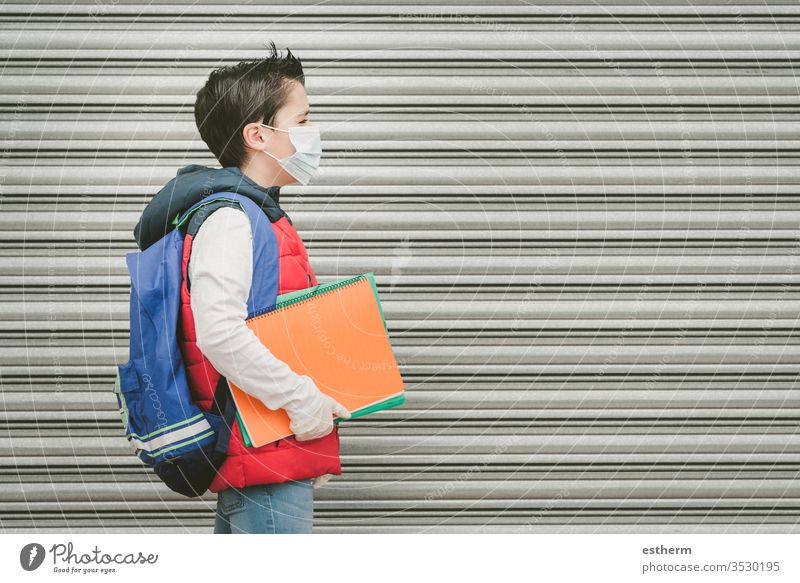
[187,206,317,412]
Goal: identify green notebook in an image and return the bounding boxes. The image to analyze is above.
[235,272,404,447]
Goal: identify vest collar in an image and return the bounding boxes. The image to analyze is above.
[134,164,285,250]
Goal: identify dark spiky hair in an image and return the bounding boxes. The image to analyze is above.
[194,41,305,168]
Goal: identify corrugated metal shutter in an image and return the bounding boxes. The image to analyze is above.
[2,1,799,533]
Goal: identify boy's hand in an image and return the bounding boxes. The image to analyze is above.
[285,380,351,441]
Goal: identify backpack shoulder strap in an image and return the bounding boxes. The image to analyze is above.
[184,199,243,237]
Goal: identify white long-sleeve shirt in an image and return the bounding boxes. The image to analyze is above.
[187,206,319,418]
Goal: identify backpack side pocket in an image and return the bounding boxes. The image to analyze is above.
[113,361,140,454]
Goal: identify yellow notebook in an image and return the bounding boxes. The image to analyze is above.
[227,272,405,447]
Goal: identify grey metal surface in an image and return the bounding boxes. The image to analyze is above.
[1,1,799,533]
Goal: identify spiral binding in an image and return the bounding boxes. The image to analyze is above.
[247,273,368,322]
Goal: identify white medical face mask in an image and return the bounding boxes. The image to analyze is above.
[260,123,321,185]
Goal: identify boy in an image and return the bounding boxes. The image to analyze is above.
[133,42,349,533]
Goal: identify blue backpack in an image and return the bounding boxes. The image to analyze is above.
[113,209,237,498]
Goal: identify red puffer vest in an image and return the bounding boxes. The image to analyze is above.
[175,195,341,493]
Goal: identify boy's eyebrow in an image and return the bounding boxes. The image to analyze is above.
[297,108,310,118]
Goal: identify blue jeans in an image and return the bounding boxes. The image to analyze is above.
[213,479,314,534]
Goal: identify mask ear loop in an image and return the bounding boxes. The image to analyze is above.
[258,123,289,162]
[260,123,289,133]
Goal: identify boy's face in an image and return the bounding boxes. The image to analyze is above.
[242,80,312,186]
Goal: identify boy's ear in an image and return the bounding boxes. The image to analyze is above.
[241,122,268,150]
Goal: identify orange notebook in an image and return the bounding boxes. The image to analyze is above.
[227,272,405,447]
